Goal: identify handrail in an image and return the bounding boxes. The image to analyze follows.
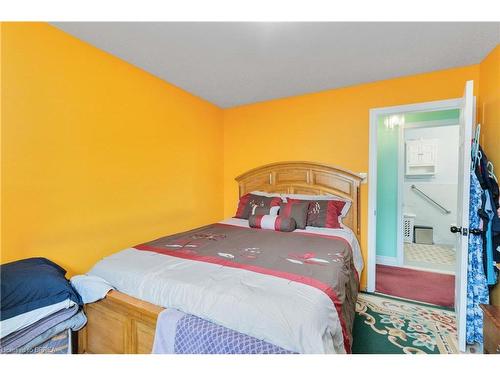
[410,185,451,214]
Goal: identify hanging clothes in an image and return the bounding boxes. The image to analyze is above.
[493,210,500,265]
[487,161,500,266]
[466,170,489,345]
[483,190,498,285]
[475,145,500,285]
[471,124,481,172]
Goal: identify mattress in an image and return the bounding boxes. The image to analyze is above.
[86,218,363,354]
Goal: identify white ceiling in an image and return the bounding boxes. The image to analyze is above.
[52,22,499,108]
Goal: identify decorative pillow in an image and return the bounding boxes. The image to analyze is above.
[281,193,347,202]
[249,191,282,198]
[287,198,349,229]
[252,205,280,216]
[234,193,282,219]
[278,201,310,229]
[249,214,296,232]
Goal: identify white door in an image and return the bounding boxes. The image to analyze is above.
[453,80,474,352]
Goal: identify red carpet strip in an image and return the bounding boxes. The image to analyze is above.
[375,264,455,308]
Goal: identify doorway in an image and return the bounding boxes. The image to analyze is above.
[367,98,464,291]
[402,118,459,275]
[367,81,475,353]
[373,108,460,308]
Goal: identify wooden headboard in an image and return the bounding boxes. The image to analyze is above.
[235,161,362,238]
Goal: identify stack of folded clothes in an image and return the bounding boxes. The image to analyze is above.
[0,258,87,354]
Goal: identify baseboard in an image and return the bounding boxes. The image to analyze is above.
[376,255,399,266]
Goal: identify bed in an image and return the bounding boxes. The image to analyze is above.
[76,161,363,354]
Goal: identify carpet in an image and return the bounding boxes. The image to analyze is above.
[352,293,457,354]
[376,264,455,308]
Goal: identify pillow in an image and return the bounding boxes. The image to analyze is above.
[249,191,282,198]
[249,214,296,232]
[287,198,349,229]
[234,193,282,219]
[278,201,310,229]
[281,193,349,202]
[0,258,82,321]
[252,205,280,216]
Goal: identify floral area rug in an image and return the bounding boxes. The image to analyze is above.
[352,293,458,354]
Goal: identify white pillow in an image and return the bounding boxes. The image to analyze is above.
[251,205,280,216]
[249,191,284,198]
[281,193,351,202]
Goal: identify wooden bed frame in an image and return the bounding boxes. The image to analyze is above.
[77,161,362,354]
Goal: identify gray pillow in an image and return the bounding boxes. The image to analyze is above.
[278,201,310,229]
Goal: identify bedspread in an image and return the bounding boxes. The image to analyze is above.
[88,219,361,353]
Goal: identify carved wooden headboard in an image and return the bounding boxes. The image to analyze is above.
[235,161,362,238]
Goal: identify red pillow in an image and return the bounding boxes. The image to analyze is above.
[234,193,282,219]
[287,198,347,229]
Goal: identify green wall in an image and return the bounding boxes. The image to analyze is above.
[405,109,460,123]
[376,118,399,257]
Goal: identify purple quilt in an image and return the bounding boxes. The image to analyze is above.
[153,309,295,354]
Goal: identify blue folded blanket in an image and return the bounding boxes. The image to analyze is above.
[0,258,82,321]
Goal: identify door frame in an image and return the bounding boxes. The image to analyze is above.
[367,97,464,293]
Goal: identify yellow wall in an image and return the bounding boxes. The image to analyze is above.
[479,44,500,176]
[1,22,495,293]
[223,65,480,289]
[0,23,224,275]
[478,44,500,305]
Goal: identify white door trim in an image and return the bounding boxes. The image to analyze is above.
[396,124,405,267]
[367,97,463,293]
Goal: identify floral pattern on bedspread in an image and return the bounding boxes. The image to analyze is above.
[135,222,359,353]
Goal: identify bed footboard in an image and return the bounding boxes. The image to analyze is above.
[78,290,164,354]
